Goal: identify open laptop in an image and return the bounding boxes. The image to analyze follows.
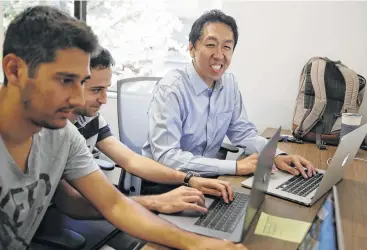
[242,123,367,206]
[298,185,344,250]
[158,127,281,242]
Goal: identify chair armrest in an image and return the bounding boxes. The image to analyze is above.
[220,143,239,153]
[32,228,85,250]
[95,158,115,171]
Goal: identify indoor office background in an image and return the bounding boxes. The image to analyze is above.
[0,0,366,184]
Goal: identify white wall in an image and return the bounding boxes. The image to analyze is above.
[102,1,367,137]
[223,1,367,132]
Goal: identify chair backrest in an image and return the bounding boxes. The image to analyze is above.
[116,77,162,196]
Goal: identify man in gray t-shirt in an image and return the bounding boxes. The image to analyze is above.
[0,122,98,249]
[0,6,247,250]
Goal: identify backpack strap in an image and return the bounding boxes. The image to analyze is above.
[357,74,366,107]
[315,121,327,150]
[338,66,360,113]
[329,65,361,133]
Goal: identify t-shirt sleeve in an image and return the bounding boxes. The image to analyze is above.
[63,122,100,181]
[97,114,113,143]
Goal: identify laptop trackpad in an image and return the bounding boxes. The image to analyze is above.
[174,209,204,217]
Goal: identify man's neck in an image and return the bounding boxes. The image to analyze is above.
[0,85,41,144]
[192,61,215,88]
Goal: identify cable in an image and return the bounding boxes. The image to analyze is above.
[327,157,367,166]
[354,157,367,162]
[327,158,332,166]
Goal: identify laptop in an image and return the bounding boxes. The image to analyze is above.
[298,185,344,250]
[158,127,281,242]
[242,123,367,206]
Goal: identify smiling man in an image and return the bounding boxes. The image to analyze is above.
[0,6,247,250]
[142,9,316,181]
[56,47,236,218]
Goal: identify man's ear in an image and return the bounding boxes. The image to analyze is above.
[3,54,27,88]
[189,42,195,58]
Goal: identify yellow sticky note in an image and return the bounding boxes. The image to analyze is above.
[254,212,311,243]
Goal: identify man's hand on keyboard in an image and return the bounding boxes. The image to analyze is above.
[190,238,248,250]
[189,177,234,203]
[153,186,208,214]
[236,153,258,176]
[274,154,316,178]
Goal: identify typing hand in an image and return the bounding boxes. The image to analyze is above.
[236,153,258,176]
[189,238,248,250]
[274,154,316,178]
[153,186,207,214]
[189,177,234,203]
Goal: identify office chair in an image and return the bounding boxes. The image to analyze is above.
[115,77,239,196]
[115,77,160,196]
[31,157,116,249]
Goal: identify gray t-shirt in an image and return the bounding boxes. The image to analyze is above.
[0,121,99,250]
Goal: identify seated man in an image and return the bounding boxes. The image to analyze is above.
[143,10,316,179]
[0,6,247,250]
[56,47,234,218]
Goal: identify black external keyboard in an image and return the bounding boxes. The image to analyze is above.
[276,172,324,197]
[194,192,249,233]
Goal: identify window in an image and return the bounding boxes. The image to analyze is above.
[0,0,75,83]
[0,0,224,88]
[3,0,74,31]
[87,0,223,91]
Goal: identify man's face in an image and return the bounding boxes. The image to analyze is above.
[6,48,91,129]
[74,67,112,117]
[189,22,235,86]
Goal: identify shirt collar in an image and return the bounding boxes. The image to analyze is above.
[186,61,223,95]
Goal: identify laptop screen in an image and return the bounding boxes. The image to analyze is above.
[240,127,281,242]
[298,191,339,250]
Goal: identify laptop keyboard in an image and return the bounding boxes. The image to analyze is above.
[276,172,324,197]
[194,192,249,233]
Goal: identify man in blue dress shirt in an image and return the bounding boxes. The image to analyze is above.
[142,10,316,182]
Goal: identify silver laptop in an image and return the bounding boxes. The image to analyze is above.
[298,185,344,250]
[242,123,367,206]
[158,127,281,243]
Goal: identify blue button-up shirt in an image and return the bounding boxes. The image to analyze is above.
[142,62,282,176]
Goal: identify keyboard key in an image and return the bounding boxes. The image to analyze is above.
[194,192,249,233]
[277,173,324,197]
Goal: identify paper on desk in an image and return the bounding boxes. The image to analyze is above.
[254,212,311,243]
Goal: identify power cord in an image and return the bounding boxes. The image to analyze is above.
[327,157,367,166]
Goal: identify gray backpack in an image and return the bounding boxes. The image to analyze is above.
[292,57,365,149]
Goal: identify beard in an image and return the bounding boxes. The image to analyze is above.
[74,107,90,117]
[30,118,65,130]
[73,106,98,118]
[20,81,73,130]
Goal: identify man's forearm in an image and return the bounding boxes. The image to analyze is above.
[157,150,237,176]
[132,195,160,212]
[103,194,200,249]
[65,200,104,220]
[53,180,104,220]
[130,195,157,211]
[125,154,186,184]
[97,136,186,184]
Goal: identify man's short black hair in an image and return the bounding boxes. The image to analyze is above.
[3,5,99,86]
[189,9,238,49]
[90,47,115,69]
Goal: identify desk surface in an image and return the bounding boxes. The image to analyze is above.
[142,128,367,250]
